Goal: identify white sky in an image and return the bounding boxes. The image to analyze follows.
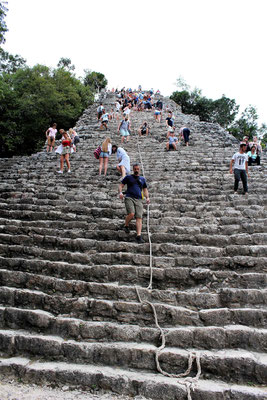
[3,0,267,124]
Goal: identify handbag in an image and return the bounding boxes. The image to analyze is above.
[94,146,102,159]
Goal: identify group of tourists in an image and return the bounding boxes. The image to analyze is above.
[230,136,262,195]
[44,87,263,244]
[45,124,80,173]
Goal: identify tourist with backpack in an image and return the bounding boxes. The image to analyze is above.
[118,163,150,244]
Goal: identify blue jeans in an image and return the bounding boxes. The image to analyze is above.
[234,169,248,193]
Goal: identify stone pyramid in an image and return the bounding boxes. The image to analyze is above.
[0,91,266,399]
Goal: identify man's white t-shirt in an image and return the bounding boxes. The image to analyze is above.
[232,152,248,170]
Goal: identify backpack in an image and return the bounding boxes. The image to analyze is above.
[94,146,101,159]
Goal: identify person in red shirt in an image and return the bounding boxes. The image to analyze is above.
[57,130,72,174]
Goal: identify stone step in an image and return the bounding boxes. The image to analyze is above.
[2,231,267,261]
[0,329,266,384]
[0,357,266,400]
[0,223,266,248]
[0,269,266,310]
[0,286,266,328]
[1,256,266,290]
[0,243,266,273]
[1,307,266,352]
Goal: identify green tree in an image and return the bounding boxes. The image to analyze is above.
[0,64,94,157]
[171,84,239,129]
[229,106,258,140]
[84,70,108,92]
[0,1,8,45]
[0,48,26,73]
[57,57,75,72]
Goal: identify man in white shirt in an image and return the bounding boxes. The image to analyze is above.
[230,143,249,195]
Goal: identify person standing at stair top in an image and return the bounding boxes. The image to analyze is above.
[57,130,72,174]
[46,123,57,153]
[112,145,130,178]
[230,143,250,195]
[99,137,112,176]
[118,115,131,144]
[97,103,104,121]
[118,163,150,244]
[180,126,191,146]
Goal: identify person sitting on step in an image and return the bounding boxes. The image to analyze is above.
[138,121,149,136]
[247,145,260,166]
[118,163,150,244]
[112,145,131,179]
[166,131,178,151]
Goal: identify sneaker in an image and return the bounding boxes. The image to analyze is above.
[67,169,71,173]
[123,226,130,233]
[136,235,145,244]
[57,170,63,174]
[233,191,238,195]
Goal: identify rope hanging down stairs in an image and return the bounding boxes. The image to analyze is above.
[133,120,202,400]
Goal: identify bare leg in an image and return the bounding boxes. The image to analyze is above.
[99,157,103,175]
[103,157,108,175]
[125,212,134,226]
[136,217,142,236]
[60,155,64,171]
[65,154,70,170]
[166,143,169,151]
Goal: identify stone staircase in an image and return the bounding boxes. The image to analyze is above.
[0,92,266,399]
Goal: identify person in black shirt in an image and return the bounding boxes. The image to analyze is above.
[118,164,150,243]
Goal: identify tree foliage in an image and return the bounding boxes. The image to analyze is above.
[0,63,94,156]
[0,48,26,73]
[171,88,239,128]
[84,70,108,91]
[0,1,8,45]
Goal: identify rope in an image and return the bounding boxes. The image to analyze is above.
[133,113,201,399]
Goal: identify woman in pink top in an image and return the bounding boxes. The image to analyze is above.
[46,123,57,153]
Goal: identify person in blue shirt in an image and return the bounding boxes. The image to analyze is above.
[118,164,150,243]
[166,132,178,151]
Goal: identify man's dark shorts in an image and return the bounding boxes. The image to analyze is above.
[125,197,143,219]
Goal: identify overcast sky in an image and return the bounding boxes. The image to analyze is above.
[3,0,267,124]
